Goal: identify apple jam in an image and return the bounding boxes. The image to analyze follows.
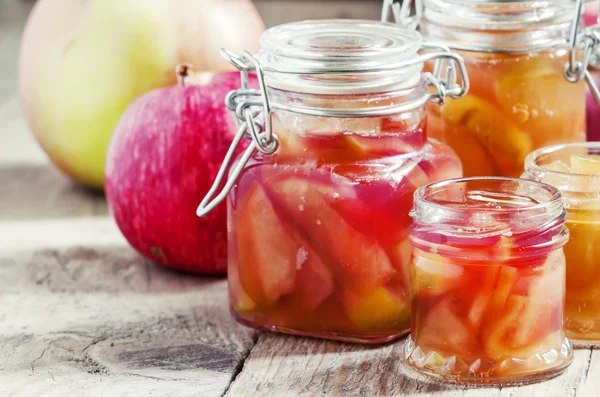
[228,109,461,343]
[198,19,469,343]
[524,143,600,346]
[407,0,595,178]
[404,177,572,384]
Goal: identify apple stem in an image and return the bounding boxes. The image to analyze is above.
[176,64,193,87]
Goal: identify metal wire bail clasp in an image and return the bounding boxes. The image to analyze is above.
[381,1,468,104]
[421,42,470,105]
[381,0,423,29]
[566,0,600,106]
[196,50,277,217]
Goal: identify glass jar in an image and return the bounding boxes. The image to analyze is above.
[523,142,600,345]
[196,20,468,343]
[404,177,572,384]
[392,0,600,178]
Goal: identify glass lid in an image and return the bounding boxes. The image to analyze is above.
[254,20,425,94]
[422,0,577,29]
[257,19,422,73]
[415,0,585,52]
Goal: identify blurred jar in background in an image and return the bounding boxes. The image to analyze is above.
[399,0,595,177]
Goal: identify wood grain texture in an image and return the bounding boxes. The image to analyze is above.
[225,334,594,397]
[0,218,257,397]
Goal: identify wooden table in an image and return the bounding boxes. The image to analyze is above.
[2,1,599,396]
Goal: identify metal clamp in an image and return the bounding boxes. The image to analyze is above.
[196,50,277,217]
[380,1,466,104]
[421,42,469,105]
[381,0,422,29]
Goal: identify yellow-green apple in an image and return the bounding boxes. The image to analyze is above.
[18,0,264,190]
[104,70,257,274]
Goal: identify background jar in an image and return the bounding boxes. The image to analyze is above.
[405,177,572,384]
[400,0,595,178]
[198,20,468,343]
[523,142,600,346]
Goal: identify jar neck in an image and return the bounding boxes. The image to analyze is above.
[267,83,429,143]
[265,76,428,110]
[267,84,429,162]
[420,0,576,53]
[410,177,567,258]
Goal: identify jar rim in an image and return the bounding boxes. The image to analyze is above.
[414,176,563,218]
[524,142,600,192]
[410,177,567,258]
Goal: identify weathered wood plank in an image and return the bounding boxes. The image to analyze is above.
[0,164,108,220]
[226,334,592,397]
[572,348,598,397]
[0,217,257,397]
[0,217,122,251]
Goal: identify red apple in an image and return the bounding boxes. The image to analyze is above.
[585,1,599,27]
[586,70,600,141]
[105,69,257,274]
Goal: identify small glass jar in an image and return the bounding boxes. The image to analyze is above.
[197,20,467,343]
[523,142,600,345]
[394,0,598,178]
[404,177,572,384]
